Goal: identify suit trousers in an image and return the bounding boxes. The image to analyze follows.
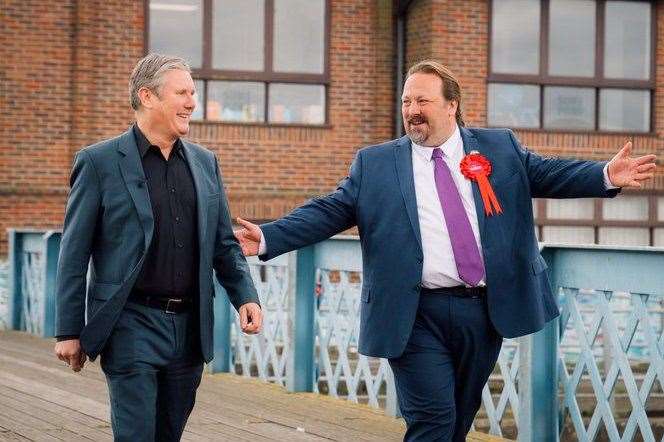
[389,289,503,442]
[100,301,204,442]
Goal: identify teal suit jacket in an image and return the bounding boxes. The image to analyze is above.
[55,128,259,361]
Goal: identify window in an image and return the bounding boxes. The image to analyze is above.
[535,194,664,247]
[148,0,328,125]
[488,0,654,133]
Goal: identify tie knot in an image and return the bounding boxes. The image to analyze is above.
[431,148,444,160]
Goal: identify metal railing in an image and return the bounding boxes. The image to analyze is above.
[7,229,664,441]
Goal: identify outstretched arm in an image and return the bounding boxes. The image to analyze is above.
[235,151,363,260]
[509,131,656,198]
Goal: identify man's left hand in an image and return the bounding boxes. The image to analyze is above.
[608,141,657,188]
[239,302,263,334]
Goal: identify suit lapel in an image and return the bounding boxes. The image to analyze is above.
[181,141,208,253]
[459,127,486,240]
[394,136,423,253]
[117,129,154,252]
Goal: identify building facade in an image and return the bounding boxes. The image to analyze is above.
[2,0,664,256]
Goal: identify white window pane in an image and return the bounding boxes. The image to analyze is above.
[149,0,203,68]
[491,0,540,74]
[542,226,595,245]
[192,80,204,120]
[213,0,264,70]
[268,84,325,124]
[544,87,595,130]
[274,0,325,74]
[598,227,649,246]
[599,89,650,133]
[488,83,540,128]
[546,199,595,220]
[549,0,595,77]
[654,228,664,247]
[603,196,649,221]
[604,1,651,80]
[207,81,265,122]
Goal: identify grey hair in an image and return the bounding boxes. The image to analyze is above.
[129,53,191,110]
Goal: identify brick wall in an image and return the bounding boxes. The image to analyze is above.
[404,0,664,190]
[2,0,663,255]
[0,0,395,254]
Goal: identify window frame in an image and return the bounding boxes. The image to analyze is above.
[534,191,664,246]
[144,0,331,126]
[487,0,657,134]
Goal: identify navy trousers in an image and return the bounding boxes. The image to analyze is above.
[389,289,503,442]
[100,301,204,442]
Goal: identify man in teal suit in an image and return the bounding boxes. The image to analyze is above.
[235,60,656,441]
[54,53,262,441]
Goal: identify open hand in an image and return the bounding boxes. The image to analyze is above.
[54,339,87,372]
[607,141,657,188]
[239,302,262,334]
[234,217,262,256]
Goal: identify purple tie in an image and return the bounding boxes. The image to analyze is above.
[431,148,485,286]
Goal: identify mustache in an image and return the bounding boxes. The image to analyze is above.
[407,115,427,125]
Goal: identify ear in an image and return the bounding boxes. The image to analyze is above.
[448,99,458,119]
[137,87,155,110]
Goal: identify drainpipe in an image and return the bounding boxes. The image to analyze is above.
[395,0,412,138]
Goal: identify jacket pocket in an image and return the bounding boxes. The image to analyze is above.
[531,255,548,275]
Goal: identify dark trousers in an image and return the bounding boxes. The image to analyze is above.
[389,290,503,442]
[100,301,204,442]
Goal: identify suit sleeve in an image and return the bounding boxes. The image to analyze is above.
[508,130,620,199]
[211,155,260,311]
[259,151,362,261]
[55,150,101,337]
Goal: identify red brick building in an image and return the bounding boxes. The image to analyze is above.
[2,0,664,255]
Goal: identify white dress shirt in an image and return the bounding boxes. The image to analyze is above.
[412,126,484,288]
[258,124,617,288]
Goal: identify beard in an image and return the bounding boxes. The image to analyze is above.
[404,115,430,145]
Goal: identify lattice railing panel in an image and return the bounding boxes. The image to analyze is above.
[559,287,664,442]
[0,261,8,330]
[314,268,392,408]
[230,261,291,385]
[21,251,43,335]
[474,339,521,438]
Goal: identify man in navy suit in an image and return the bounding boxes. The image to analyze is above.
[54,54,262,441]
[234,60,656,441]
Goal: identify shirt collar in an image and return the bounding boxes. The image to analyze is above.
[411,124,462,162]
[132,123,184,159]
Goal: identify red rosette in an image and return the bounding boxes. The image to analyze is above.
[460,152,503,216]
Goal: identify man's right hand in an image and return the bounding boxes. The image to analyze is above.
[234,217,262,256]
[54,339,87,372]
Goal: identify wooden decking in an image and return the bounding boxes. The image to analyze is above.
[0,331,510,441]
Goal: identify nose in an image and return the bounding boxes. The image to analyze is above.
[404,102,420,120]
[185,92,196,110]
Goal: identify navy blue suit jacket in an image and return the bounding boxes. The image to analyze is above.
[260,127,618,358]
[55,128,259,361]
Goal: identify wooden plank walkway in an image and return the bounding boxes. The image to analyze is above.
[0,331,511,441]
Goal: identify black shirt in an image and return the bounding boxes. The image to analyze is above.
[131,124,199,300]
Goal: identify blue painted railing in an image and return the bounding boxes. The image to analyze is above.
[7,230,664,441]
[7,230,61,337]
